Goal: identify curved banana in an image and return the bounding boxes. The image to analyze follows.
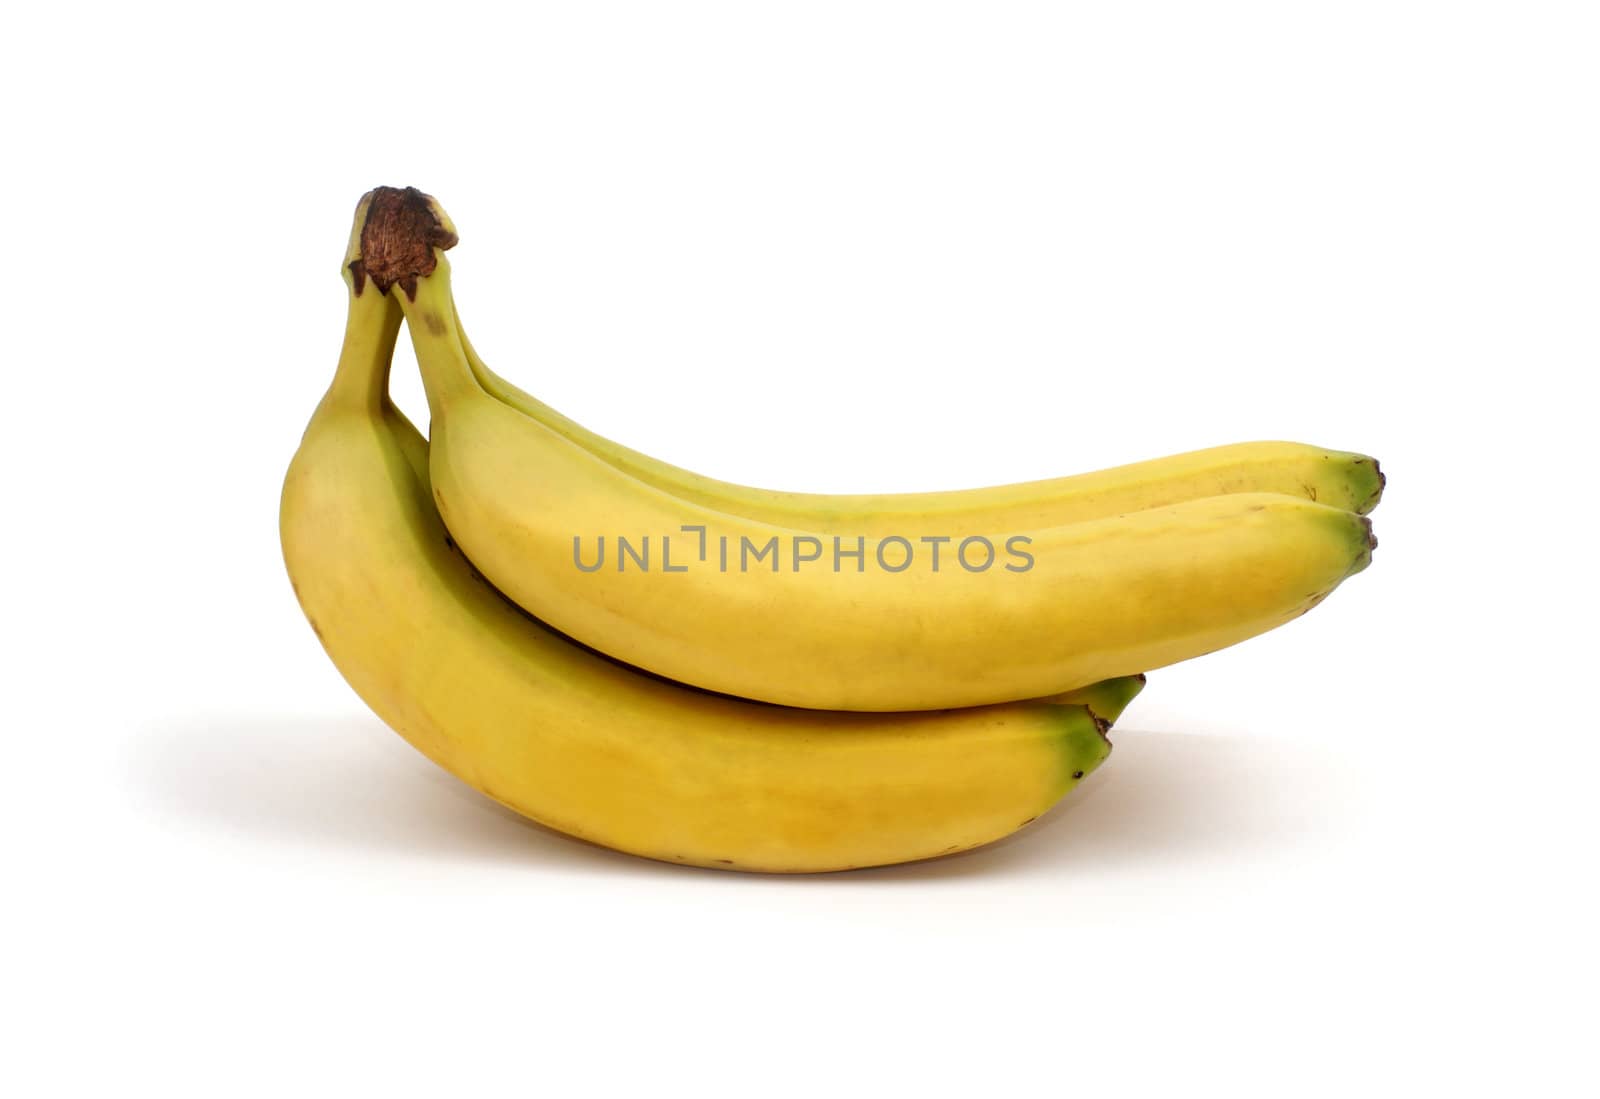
[377,190,1377,712]
[460,311,1384,536]
[281,217,1143,873]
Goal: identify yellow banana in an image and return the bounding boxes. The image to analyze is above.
[281,212,1144,872]
[459,311,1384,536]
[374,189,1377,712]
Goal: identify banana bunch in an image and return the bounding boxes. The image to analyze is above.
[280,187,1381,872]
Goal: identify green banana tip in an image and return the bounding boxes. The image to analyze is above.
[1343,514,1378,578]
[1356,456,1386,514]
[345,186,458,299]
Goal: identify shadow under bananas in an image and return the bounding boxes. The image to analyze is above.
[127,714,1344,881]
[863,724,1345,883]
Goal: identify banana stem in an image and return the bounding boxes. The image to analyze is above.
[321,283,403,414]
[340,185,477,418]
[396,258,483,418]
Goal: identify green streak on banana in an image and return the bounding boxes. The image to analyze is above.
[398,230,1376,711]
[454,305,1383,536]
[281,216,1142,872]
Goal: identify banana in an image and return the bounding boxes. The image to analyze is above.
[281,210,1144,872]
[459,312,1384,536]
[373,188,1378,712]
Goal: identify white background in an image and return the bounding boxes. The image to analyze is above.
[4,2,1596,1095]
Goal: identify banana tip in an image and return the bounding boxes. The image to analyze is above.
[1363,458,1387,513]
[1349,455,1385,514]
[1345,515,1378,577]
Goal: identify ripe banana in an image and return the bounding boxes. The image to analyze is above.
[372,189,1378,712]
[281,224,1144,872]
[457,312,1384,537]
